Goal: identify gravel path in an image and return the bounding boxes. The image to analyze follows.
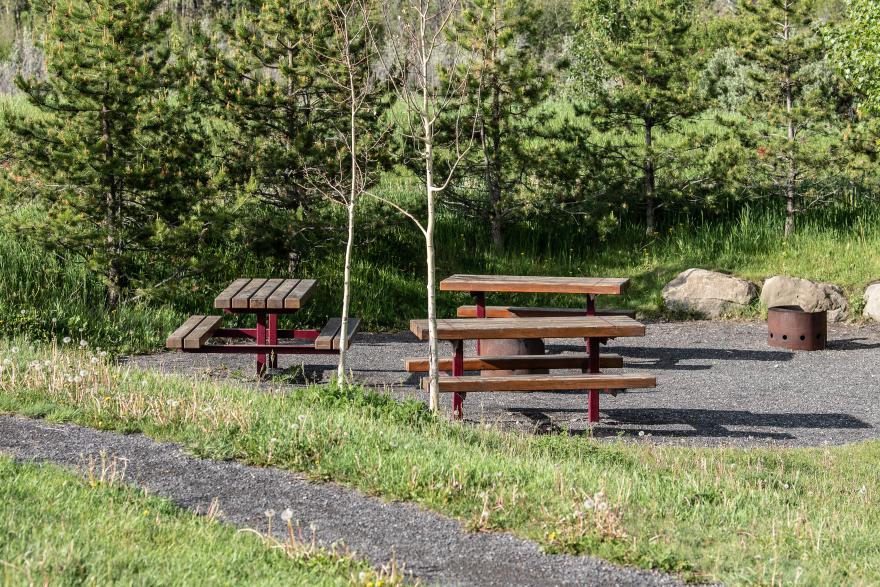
[131,320,880,447]
[0,415,683,587]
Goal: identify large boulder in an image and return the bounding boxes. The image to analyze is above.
[760,275,849,322]
[864,283,880,322]
[662,269,758,318]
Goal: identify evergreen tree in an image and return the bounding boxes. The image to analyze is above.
[3,0,208,307]
[443,0,555,251]
[204,0,343,274]
[573,0,703,235]
[737,0,846,237]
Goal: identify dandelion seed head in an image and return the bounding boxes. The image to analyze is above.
[280,508,293,522]
[264,509,275,517]
[62,337,71,344]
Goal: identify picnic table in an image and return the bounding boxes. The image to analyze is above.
[166,278,359,375]
[408,315,655,421]
[440,274,633,368]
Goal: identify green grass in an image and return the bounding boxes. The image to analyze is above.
[0,455,397,586]
[2,340,879,585]
[2,198,879,354]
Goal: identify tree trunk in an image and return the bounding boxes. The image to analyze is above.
[102,99,123,309]
[783,9,796,239]
[487,11,504,253]
[643,117,656,236]
[422,49,440,413]
[337,49,358,382]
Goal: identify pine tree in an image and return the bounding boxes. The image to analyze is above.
[3,0,208,308]
[204,0,343,274]
[738,0,841,237]
[443,0,554,251]
[574,0,702,235]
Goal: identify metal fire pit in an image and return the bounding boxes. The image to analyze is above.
[767,305,826,351]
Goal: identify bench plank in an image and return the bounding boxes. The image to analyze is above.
[332,318,361,350]
[214,278,252,309]
[284,279,317,309]
[266,279,301,310]
[457,305,635,319]
[440,275,629,295]
[231,278,268,309]
[410,316,646,341]
[426,373,656,393]
[404,353,623,372]
[314,318,342,350]
[249,278,285,309]
[183,315,223,350]
[166,315,207,349]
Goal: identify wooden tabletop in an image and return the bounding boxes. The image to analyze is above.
[409,316,645,341]
[439,274,629,295]
[213,278,317,310]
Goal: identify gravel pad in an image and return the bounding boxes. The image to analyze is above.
[131,321,880,447]
[0,415,683,587]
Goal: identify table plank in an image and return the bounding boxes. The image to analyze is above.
[439,274,629,295]
[284,279,317,309]
[213,278,252,309]
[249,278,286,309]
[266,279,301,310]
[409,316,645,341]
[231,278,268,309]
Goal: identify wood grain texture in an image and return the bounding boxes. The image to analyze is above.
[231,278,268,309]
[248,278,285,309]
[166,315,206,349]
[183,315,223,350]
[404,353,623,372]
[439,274,629,295]
[284,279,317,309]
[425,373,656,393]
[266,279,301,310]
[409,316,646,341]
[213,278,251,309]
[332,318,361,350]
[314,318,342,350]
[456,305,636,318]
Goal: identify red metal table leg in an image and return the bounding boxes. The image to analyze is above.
[452,339,464,419]
[472,291,486,355]
[268,313,278,368]
[256,312,267,376]
[587,336,601,423]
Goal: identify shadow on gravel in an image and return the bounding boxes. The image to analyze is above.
[826,338,880,351]
[504,408,872,440]
[605,408,870,439]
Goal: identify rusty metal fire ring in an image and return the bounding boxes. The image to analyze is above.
[767,305,827,351]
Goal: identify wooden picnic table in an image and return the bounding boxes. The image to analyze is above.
[409,315,655,421]
[167,278,359,375]
[440,273,632,365]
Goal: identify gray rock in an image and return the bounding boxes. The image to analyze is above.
[760,275,849,322]
[864,283,880,322]
[662,269,758,318]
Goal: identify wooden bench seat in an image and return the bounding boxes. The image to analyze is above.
[426,373,656,393]
[314,317,361,350]
[404,353,623,373]
[457,305,636,319]
[166,315,224,350]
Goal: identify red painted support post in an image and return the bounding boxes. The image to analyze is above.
[452,339,464,419]
[587,336,601,423]
[472,291,486,355]
[256,312,267,376]
[268,314,278,368]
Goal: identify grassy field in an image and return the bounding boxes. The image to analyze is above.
[2,340,879,586]
[0,456,400,586]
[2,199,879,355]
